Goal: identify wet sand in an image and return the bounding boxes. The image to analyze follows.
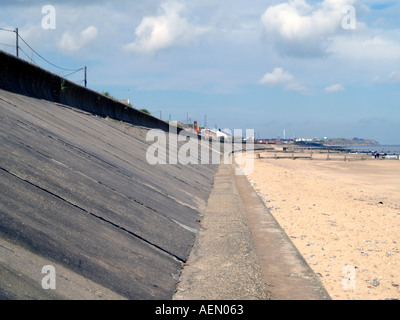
[238,152,400,300]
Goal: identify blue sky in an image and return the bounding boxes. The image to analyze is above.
[1,0,399,144]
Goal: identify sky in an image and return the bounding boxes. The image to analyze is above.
[0,0,399,144]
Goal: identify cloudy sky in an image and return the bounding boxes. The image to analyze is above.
[1,0,399,144]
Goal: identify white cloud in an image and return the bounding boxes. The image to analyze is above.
[388,71,400,83]
[325,83,345,94]
[58,25,98,54]
[260,0,365,57]
[260,67,306,93]
[331,34,400,62]
[125,1,208,55]
[374,70,400,84]
[260,67,293,87]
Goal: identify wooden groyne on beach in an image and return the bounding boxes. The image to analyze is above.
[255,147,399,161]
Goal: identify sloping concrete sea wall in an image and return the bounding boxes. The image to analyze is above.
[0,51,218,299]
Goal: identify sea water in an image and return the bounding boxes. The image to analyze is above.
[338,145,400,156]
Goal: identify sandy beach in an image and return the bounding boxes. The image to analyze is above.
[238,150,400,300]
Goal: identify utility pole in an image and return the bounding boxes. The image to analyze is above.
[15,28,18,58]
[84,66,87,87]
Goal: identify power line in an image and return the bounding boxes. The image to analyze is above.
[1,28,87,86]
[18,46,36,64]
[0,27,16,55]
[0,27,15,33]
[0,42,14,47]
[0,43,14,55]
[17,33,79,72]
[63,67,84,79]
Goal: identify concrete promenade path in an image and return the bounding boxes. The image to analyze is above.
[175,163,331,300]
[174,164,268,300]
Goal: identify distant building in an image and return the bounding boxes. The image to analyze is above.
[201,128,217,138]
[118,99,130,105]
[295,137,313,142]
[215,129,231,140]
[267,140,283,144]
[201,128,232,141]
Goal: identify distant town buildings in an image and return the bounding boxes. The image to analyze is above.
[164,119,337,145]
[295,137,316,142]
[178,122,237,141]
